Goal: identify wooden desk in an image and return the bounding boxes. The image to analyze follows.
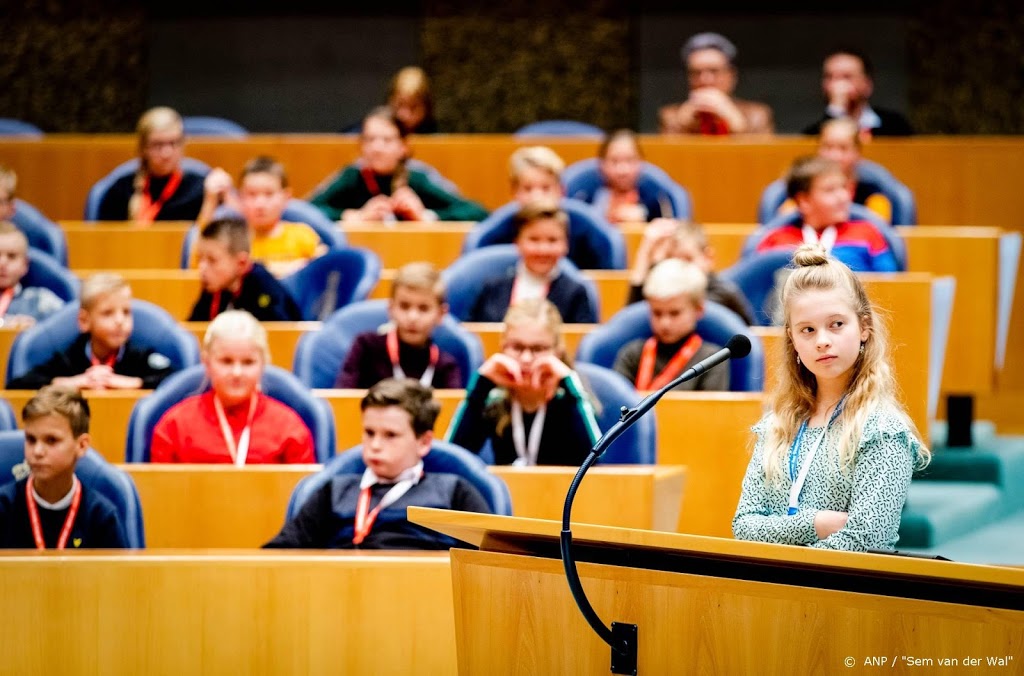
[63,222,191,270]
[74,268,202,320]
[0,551,457,675]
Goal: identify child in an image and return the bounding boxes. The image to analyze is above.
[0,386,127,548]
[151,310,315,464]
[311,107,487,223]
[388,66,438,134]
[590,129,673,224]
[264,378,491,549]
[335,262,462,389]
[468,201,597,324]
[96,107,206,223]
[198,156,325,277]
[627,218,754,324]
[7,273,174,390]
[446,298,602,466]
[614,259,729,392]
[755,156,899,272]
[733,245,929,552]
[0,165,17,221]
[188,217,302,322]
[0,221,65,328]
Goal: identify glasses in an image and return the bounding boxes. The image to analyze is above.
[503,342,556,358]
[145,137,184,151]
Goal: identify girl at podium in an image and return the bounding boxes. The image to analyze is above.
[732,245,929,551]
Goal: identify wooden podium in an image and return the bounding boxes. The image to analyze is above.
[410,508,1024,675]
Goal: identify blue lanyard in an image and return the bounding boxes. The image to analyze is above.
[786,397,845,515]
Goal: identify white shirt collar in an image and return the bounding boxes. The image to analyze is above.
[359,461,424,489]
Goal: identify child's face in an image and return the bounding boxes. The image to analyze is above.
[788,288,869,390]
[513,167,563,204]
[361,116,407,175]
[795,171,851,229]
[502,320,558,380]
[79,287,133,352]
[197,239,249,292]
[515,218,569,278]
[361,405,431,481]
[204,336,265,407]
[0,233,29,290]
[648,293,702,345]
[141,126,185,177]
[0,187,15,220]
[24,414,89,485]
[239,172,291,233]
[389,285,444,347]
[669,235,713,274]
[389,93,427,132]
[600,137,642,192]
[818,128,860,176]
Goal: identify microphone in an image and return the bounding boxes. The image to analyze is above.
[560,333,753,670]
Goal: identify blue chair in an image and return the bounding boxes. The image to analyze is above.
[756,159,917,226]
[292,299,484,389]
[182,116,249,137]
[562,158,694,220]
[573,362,656,464]
[125,364,336,463]
[0,399,16,430]
[0,119,43,137]
[514,120,604,138]
[575,300,764,392]
[6,300,199,388]
[11,200,68,265]
[718,249,797,327]
[285,440,513,521]
[23,250,79,302]
[407,159,462,196]
[179,199,347,269]
[441,244,600,322]
[0,431,146,548]
[279,247,381,321]
[463,199,626,270]
[84,158,211,221]
[742,204,907,271]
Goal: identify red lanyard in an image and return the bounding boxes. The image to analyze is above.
[360,167,382,196]
[635,334,703,391]
[26,476,82,550]
[697,112,729,135]
[352,469,422,545]
[137,170,183,224]
[212,393,259,466]
[386,329,438,386]
[0,287,14,318]
[208,269,249,321]
[89,350,117,368]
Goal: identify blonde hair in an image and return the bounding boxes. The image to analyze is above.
[761,245,928,484]
[501,298,567,360]
[392,261,446,305]
[0,164,17,199]
[130,106,184,221]
[642,258,707,303]
[203,310,270,363]
[388,67,432,107]
[509,146,565,184]
[671,219,709,251]
[0,221,28,255]
[820,117,862,150]
[80,273,130,312]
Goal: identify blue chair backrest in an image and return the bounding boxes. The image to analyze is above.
[573,362,656,464]
[6,299,199,388]
[285,440,513,520]
[562,157,694,220]
[441,244,600,321]
[279,247,381,321]
[125,364,336,463]
[718,249,797,327]
[463,199,626,270]
[407,158,462,196]
[743,204,907,271]
[0,119,43,137]
[514,120,604,138]
[0,431,146,548]
[85,158,211,220]
[23,249,79,302]
[575,300,764,392]
[181,116,249,137]
[12,200,68,265]
[0,399,16,431]
[292,299,484,389]
[756,159,916,226]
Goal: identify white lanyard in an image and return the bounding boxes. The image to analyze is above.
[213,394,257,467]
[802,225,838,254]
[387,330,437,386]
[358,462,424,510]
[511,401,547,466]
[787,401,844,515]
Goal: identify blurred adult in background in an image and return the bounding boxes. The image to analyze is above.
[388,66,438,135]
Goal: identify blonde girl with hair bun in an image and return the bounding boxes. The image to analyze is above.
[733,244,929,551]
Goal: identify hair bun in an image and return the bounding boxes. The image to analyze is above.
[792,244,830,268]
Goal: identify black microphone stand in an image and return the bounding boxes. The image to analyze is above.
[559,345,743,675]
